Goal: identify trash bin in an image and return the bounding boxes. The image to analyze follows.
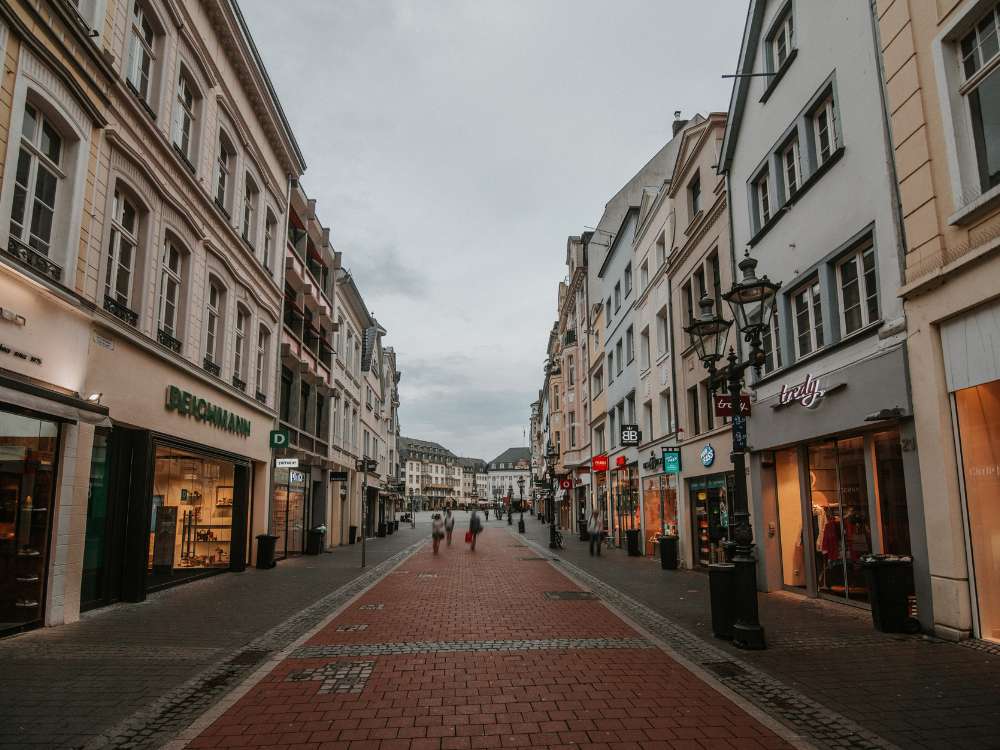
[658,535,679,570]
[862,554,918,633]
[625,529,642,557]
[708,563,736,639]
[348,525,358,544]
[255,534,278,569]
[377,521,387,538]
[305,527,325,555]
[387,520,394,535]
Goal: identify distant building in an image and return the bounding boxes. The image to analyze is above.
[457,457,488,505]
[486,447,532,507]
[399,437,457,510]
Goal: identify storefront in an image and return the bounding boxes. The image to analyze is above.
[750,347,927,613]
[639,453,679,557]
[607,458,639,548]
[271,466,308,558]
[688,472,735,567]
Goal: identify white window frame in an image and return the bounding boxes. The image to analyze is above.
[755,170,771,228]
[242,176,258,246]
[626,326,635,364]
[760,314,782,374]
[205,282,223,364]
[234,307,248,379]
[157,240,182,337]
[104,188,139,309]
[215,132,234,211]
[263,211,276,270]
[772,11,794,71]
[836,240,879,335]
[792,280,824,358]
[813,96,838,166]
[9,104,64,258]
[256,326,269,394]
[126,1,156,104]
[782,138,801,199]
[172,71,196,162]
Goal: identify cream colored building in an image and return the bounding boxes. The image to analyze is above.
[875,0,1000,642]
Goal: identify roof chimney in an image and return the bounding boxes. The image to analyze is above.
[672,110,688,138]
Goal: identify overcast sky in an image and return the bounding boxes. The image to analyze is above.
[240,0,745,462]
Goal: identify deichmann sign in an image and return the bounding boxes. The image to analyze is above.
[165,386,251,437]
[778,373,826,408]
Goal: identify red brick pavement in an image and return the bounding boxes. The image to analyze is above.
[184,528,792,750]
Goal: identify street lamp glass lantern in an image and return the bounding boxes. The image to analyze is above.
[684,294,732,365]
[723,251,780,342]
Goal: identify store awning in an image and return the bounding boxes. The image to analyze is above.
[0,374,111,426]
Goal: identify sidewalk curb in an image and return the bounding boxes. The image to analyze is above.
[515,528,899,750]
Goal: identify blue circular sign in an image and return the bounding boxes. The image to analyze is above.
[701,444,716,467]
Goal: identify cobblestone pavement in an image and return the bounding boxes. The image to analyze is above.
[0,523,429,750]
[520,516,1000,750]
[180,524,796,750]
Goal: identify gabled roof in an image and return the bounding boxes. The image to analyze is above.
[399,437,456,462]
[457,457,487,472]
[668,113,728,199]
[488,447,531,469]
[719,0,768,174]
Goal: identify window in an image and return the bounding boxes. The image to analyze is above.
[157,240,183,340]
[616,340,623,375]
[263,211,277,271]
[656,234,667,266]
[659,389,672,434]
[605,298,612,322]
[205,281,223,364]
[569,411,577,447]
[626,394,635,424]
[104,188,139,310]
[761,314,783,374]
[280,366,293,422]
[689,171,701,217]
[614,282,621,311]
[172,71,197,162]
[608,410,617,449]
[962,5,1000,189]
[126,1,156,103]
[837,240,879,334]
[643,401,653,440]
[625,326,635,363]
[640,260,649,290]
[682,281,694,345]
[793,280,824,357]
[770,10,794,71]
[640,327,650,370]
[316,392,324,437]
[242,176,259,246]
[607,353,614,383]
[701,382,715,431]
[215,133,235,212]
[234,307,248,380]
[624,263,633,296]
[567,356,575,387]
[592,368,603,396]
[10,104,62,257]
[709,252,722,311]
[256,326,269,395]
[813,96,838,166]
[688,385,701,435]
[300,381,311,431]
[782,138,801,199]
[754,171,772,228]
[553,384,560,411]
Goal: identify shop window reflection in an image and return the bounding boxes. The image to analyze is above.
[642,475,678,555]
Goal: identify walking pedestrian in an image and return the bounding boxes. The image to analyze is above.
[444,508,455,545]
[432,513,445,555]
[469,508,483,551]
[588,508,604,557]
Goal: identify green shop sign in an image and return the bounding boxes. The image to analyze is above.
[165,385,251,437]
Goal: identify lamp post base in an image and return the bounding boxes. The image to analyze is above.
[731,542,767,650]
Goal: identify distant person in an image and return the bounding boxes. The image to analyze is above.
[444,508,455,545]
[588,508,604,557]
[469,508,483,551]
[432,513,445,555]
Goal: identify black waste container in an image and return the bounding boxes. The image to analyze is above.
[708,563,736,639]
[862,555,918,633]
[255,534,278,569]
[658,535,679,570]
[377,521,387,538]
[348,525,358,544]
[305,528,324,555]
[625,529,642,557]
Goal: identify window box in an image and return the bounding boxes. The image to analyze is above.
[103,294,138,326]
[157,328,182,353]
[203,357,221,377]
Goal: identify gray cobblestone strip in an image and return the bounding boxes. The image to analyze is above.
[291,637,653,658]
[82,538,426,750]
[518,534,901,750]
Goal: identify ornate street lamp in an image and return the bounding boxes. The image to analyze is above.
[517,475,526,533]
[544,443,559,548]
[684,250,779,651]
[507,484,514,525]
[408,488,415,529]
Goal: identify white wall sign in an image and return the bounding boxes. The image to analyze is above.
[778,373,826,408]
[276,458,299,468]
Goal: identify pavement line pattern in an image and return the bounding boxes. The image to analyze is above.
[290,637,654,657]
[83,538,427,750]
[517,533,901,750]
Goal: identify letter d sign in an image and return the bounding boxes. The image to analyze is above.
[269,429,289,449]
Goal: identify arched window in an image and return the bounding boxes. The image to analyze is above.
[103,186,141,324]
[241,175,259,247]
[204,279,225,372]
[255,324,270,401]
[214,131,236,214]
[172,69,200,165]
[126,1,159,106]
[233,305,250,389]
[9,103,62,261]
[156,238,185,351]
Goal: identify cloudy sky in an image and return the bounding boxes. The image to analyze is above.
[240,0,745,461]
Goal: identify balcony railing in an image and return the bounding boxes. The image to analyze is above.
[4,237,62,282]
[104,295,138,326]
[283,302,304,339]
[203,357,221,376]
[255,390,267,404]
[157,328,182,353]
[232,375,246,391]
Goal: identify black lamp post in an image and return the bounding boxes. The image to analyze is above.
[545,444,559,548]
[409,488,415,529]
[507,484,514,525]
[684,251,779,651]
[517,476,526,533]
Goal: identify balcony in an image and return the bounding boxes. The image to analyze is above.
[283,301,305,339]
[104,295,138,326]
[4,237,62,282]
[157,328,182,353]
[564,329,577,345]
[203,357,221,376]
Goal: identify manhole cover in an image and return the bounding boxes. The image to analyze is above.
[544,591,597,600]
[701,660,748,678]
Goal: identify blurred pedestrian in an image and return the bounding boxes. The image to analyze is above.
[444,508,455,545]
[469,508,483,551]
[432,513,445,554]
[588,508,604,557]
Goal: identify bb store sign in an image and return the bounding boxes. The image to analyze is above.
[164,385,251,437]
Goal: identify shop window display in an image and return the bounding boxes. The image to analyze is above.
[0,410,59,632]
[149,445,235,585]
[271,467,306,557]
[642,475,678,555]
[690,475,731,566]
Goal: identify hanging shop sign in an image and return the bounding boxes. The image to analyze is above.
[269,429,289,448]
[592,454,609,472]
[701,444,716,467]
[616,455,628,468]
[662,447,682,474]
[165,385,251,437]
[620,424,641,446]
[778,373,826,408]
[559,478,573,490]
[714,393,752,417]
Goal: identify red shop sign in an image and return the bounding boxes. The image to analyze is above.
[714,393,752,417]
[616,455,627,468]
[559,478,573,489]
[592,454,609,472]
